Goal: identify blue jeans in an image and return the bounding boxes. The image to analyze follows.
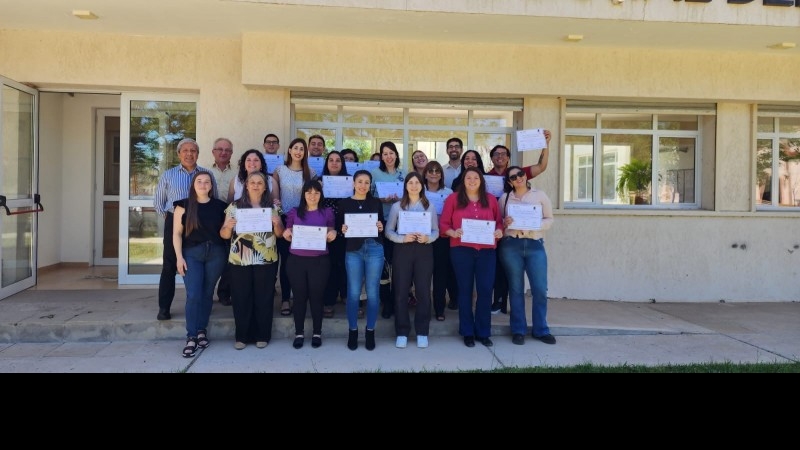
[450,246,496,339]
[499,237,550,337]
[345,239,384,330]
[182,242,228,338]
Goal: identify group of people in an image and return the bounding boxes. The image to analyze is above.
[153,130,557,357]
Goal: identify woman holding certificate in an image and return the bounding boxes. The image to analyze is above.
[498,166,556,346]
[424,160,457,321]
[319,150,349,319]
[370,141,405,320]
[385,172,438,349]
[273,138,317,316]
[337,169,385,351]
[438,167,503,348]
[283,180,336,349]
[220,172,284,350]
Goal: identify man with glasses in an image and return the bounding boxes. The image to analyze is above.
[444,137,465,189]
[210,138,236,306]
[263,134,281,155]
[485,129,552,315]
[153,138,214,320]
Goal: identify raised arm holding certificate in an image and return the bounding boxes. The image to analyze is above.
[397,211,432,235]
[290,225,328,251]
[506,203,543,231]
[375,181,403,199]
[344,213,379,238]
[516,128,547,151]
[235,207,273,233]
[484,175,505,198]
[461,218,496,245]
[322,175,353,198]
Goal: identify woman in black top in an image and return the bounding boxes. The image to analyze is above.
[336,170,384,351]
[173,171,228,358]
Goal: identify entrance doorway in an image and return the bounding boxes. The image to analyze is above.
[94,109,120,266]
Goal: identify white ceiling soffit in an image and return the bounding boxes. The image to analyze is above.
[0,1,798,53]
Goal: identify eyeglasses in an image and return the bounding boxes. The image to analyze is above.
[427,168,441,174]
[447,144,462,149]
[508,172,525,181]
[264,140,279,145]
[213,148,232,153]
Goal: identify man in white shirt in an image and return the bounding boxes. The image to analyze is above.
[443,137,464,189]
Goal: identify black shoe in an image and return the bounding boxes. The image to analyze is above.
[534,334,557,345]
[347,329,358,351]
[365,329,376,351]
[219,297,232,306]
[478,337,493,347]
[157,308,171,321]
[491,301,506,315]
[311,335,322,348]
[512,334,525,345]
[447,300,458,311]
[463,336,475,348]
[293,336,304,349]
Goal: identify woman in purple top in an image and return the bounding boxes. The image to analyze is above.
[283,179,336,349]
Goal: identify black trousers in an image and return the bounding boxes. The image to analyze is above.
[158,212,176,310]
[323,236,347,307]
[216,245,231,301]
[288,254,330,336]
[230,263,277,343]
[493,238,509,306]
[432,238,458,317]
[392,243,433,337]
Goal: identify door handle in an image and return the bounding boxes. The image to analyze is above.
[0,194,44,216]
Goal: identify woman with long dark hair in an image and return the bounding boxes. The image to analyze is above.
[439,167,503,348]
[319,150,349,318]
[173,171,228,357]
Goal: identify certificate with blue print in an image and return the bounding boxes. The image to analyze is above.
[426,192,448,215]
[308,157,325,176]
[322,176,353,198]
[345,213,379,238]
[461,219,495,246]
[291,225,328,251]
[235,208,273,233]
[506,203,542,231]
[264,154,283,174]
[484,175,505,198]
[397,211,432,235]
[375,182,403,199]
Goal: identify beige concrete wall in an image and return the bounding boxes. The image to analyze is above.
[715,102,753,212]
[242,33,800,103]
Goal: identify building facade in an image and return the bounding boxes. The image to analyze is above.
[1,0,798,301]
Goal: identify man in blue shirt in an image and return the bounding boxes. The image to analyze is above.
[153,138,214,320]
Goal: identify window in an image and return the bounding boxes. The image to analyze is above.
[756,111,800,209]
[564,102,711,208]
[291,94,519,174]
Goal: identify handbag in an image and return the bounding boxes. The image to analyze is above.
[380,258,392,286]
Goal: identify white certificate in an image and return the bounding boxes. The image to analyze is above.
[362,160,380,171]
[322,175,353,198]
[290,225,328,251]
[264,154,283,174]
[484,175,505,198]
[516,128,547,151]
[345,162,363,175]
[461,218,496,246]
[426,192,448,215]
[397,211,432,235]
[345,213,379,238]
[375,182,403,199]
[308,157,325,176]
[507,203,543,231]
[235,208,273,234]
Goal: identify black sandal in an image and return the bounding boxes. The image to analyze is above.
[197,330,209,349]
[182,337,198,358]
[281,301,292,316]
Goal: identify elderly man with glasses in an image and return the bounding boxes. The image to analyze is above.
[210,138,237,306]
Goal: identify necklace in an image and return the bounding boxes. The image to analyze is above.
[355,199,365,210]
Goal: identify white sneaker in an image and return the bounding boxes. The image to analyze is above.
[417,335,429,348]
[395,336,408,348]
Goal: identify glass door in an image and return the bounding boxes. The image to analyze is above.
[118,93,198,284]
[0,76,39,300]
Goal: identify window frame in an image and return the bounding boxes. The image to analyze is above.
[755,111,800,211]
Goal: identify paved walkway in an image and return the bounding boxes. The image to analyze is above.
[0,288,797,372]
